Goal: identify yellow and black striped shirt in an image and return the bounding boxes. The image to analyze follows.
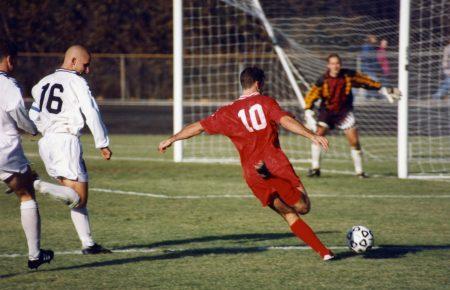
[304,69,381,112]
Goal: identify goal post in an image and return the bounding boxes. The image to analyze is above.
[397,0,410,178]
[173,0,183,162]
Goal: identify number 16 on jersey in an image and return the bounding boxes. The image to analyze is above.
[39,83,64,114]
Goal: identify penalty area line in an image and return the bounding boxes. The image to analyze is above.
[90,187,450,199]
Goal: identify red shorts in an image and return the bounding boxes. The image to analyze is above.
[245,164,303,207]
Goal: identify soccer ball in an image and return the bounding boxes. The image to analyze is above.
[346,225,374,253]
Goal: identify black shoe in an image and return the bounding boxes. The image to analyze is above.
[307,168,321,177]
[255,161,271,179]
[28,249,54,270]
[357,172,369,179]
[82,243,112,255]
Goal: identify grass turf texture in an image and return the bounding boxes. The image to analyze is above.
[0,135,449,289]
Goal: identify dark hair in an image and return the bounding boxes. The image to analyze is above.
[327,53,341,64]
[0,39,18,61]
[240,66,265,89]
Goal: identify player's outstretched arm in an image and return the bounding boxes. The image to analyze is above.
[279,115,329,151]
[158,121,204,153]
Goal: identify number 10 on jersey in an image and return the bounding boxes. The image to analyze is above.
[238,104,267,132]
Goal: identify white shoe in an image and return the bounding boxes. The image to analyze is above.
[323,254,335,261]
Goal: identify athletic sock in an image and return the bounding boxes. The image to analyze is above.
[71,207,94,248]
[351,149,364,174]
[34,180,80,207]
[290,218,330,257]
[20,200,41,260]
[311,143,322,169]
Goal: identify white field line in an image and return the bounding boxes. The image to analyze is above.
[91,187,450,199]
[26,153,168,162]
[0,246,356,258]
[2,244,449,258]
[25,153,450,181]
[91,188,253,199]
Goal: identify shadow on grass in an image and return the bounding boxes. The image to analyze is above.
[335,244,450,260]
[114,231,339,249]
[3,242,449,278]
[44,244,450,272]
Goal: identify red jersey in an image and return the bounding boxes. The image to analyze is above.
[200,92,292,179]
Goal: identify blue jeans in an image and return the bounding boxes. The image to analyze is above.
[433,76,450,99]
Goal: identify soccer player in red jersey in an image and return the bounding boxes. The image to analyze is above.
[159,67,334,260]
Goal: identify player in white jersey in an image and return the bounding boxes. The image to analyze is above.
[0,39,58,269]
[30,45,112,255]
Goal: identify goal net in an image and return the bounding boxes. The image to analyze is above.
[408,0,450,177]
[180,0,450,177]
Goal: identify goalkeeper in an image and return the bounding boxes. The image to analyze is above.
[304,53,400,178]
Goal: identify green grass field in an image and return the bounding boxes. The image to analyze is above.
[1,135,449,289]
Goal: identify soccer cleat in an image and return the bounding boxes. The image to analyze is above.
[255,161,271,179]
[323,253,335,261]
[307,168,321,177]
[322,250,335,261]
[356,172,369,179]
[82,243,112,255]
[28,249,54,270]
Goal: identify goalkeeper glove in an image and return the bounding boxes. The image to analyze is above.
[304,109,317,132]
[379,87,401,103]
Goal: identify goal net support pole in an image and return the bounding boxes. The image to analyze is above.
[398,0,410,178]
[251,0,306,109]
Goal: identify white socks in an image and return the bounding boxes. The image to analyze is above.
[311,145,363,174]
[71,207,94,248]
[311,143,322,169]
[20,200,41,260]
[351,149,364,174]
[34,180,80,208]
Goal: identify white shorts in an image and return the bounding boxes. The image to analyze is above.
[318,111,356,131]
[0,166,29,181]
[0,170,13,181]
[39,134,88,182]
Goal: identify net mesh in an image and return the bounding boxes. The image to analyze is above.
[182,0,450,176]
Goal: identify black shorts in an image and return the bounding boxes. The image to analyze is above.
[317,109,356,130]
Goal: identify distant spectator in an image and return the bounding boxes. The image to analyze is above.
[360,35,382,99]
[377,39,391,86]
[432,40,450,100]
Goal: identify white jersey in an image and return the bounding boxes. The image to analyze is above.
[0,72,37,173]
[30,69,109,148]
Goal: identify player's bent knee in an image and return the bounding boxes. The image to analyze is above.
[293,201,310,215]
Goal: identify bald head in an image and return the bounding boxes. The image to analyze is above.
[61,45,91,74]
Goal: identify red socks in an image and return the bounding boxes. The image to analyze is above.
[290,218,330,257]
